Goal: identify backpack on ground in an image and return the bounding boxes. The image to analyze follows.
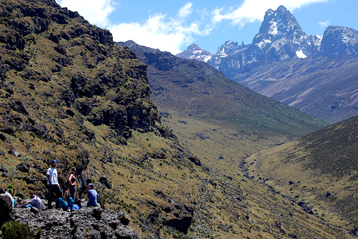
[68,197,74,210]
[58,197,68,210]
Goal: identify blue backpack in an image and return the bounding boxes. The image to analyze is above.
[58,197,68,210]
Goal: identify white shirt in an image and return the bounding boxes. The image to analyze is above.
[30,195,42,210]
[47,167,58,185]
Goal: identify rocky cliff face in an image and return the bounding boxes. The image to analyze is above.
[0,0,159,141]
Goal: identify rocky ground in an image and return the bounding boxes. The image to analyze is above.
[0,193,138,239]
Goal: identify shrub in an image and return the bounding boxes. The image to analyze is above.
[1,221,32,239]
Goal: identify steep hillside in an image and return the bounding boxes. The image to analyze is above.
[234,55,358,123]
[119,41,327,138]
[0,0,349,238]
[245,114,358,234]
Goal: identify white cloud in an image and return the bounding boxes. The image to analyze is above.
[212,0,328,26]
[109,3,212,54]
[56,0,210,54]
[178,2,193,19]
[318,20,330,28]
[109,15,191,54]
[57,0,115,27]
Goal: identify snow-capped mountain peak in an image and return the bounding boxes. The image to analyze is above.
[176,43,213,62]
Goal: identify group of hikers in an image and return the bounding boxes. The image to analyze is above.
[1,160,99,211]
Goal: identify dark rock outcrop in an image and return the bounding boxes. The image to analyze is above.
[16,162,30,172]
[188,155,201,166]
[99,177,112,189]
[10,207,138,239]
[154,190,194,234]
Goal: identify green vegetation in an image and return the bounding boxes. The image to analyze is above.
[1,221,41,239]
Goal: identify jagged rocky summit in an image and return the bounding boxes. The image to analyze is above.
[321,25,358,55]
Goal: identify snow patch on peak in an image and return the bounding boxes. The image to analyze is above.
[296,50,307,58]
[257,39,272,49]
[316,35,323,40]
[202,55,212,62]
[269,21,278,36]
[266,9,274,16]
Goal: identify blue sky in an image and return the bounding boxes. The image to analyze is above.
[56,0,358,55]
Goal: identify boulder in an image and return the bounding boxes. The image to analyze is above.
[0,133,10,143]
[188,155,201,166]
[0,194,13,226]
[16,162,30,172]
[99,177,112,189]
[118,211,130,225]
[10,100,29,115]
[8,148,21,157]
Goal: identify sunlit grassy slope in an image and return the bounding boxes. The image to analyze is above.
[244,115,358,234]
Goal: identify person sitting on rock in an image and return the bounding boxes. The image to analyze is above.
[1,188,15,208]
[87,183,99,207]
[47,159,62,209]
[19,191,42,211]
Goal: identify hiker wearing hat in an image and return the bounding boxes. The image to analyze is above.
[87,183,99,207]
[46,160,62,209]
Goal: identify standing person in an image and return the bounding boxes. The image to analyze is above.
[68,167,77,200]
[47,159,62,209]
[19,191,42,211]
[87,183,99,207]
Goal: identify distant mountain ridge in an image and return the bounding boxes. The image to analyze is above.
[177,5,358,123]
[178,5,358,76]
